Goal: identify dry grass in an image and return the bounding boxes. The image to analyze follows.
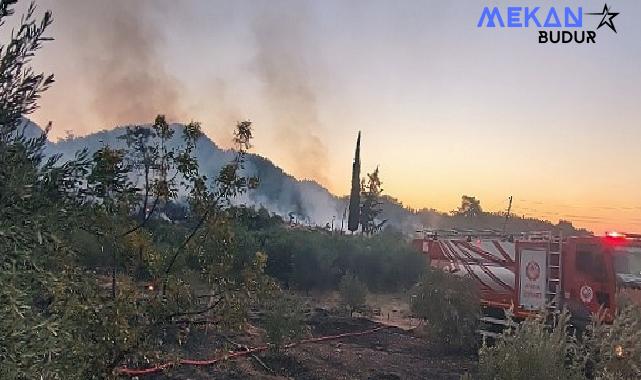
[302,291,418,330]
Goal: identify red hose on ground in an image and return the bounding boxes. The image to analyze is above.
[117,325,391,376]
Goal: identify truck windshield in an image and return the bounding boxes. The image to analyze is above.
[613,247,641,275]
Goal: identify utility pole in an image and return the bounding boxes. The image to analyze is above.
[502,196,513,234]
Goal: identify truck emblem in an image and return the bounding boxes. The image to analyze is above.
[526,261,541,281]
[580,285,594,303]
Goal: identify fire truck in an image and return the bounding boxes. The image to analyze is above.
[412,230,641,338]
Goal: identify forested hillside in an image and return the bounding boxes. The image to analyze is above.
[20,120,591,236]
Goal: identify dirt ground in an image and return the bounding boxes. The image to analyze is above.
[308,292,421,330]
[154,316,477,380]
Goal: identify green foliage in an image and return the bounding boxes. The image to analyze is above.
[478,310,584,380]
[479,306,641,380]
[339,273,368,314]
[410,270,479,351]
[456,195,483,217]
[118,117,202,232]
[347,131,361,232]
[261,291,308,351]
[263,229,425,293]
[0,2,98,377]
[580,305,641,379]
[0,0,53,134]
[0,2,272,377]
[360,167,384,235]
[229,205,283,232]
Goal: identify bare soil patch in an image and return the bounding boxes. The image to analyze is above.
[153,316,476,380]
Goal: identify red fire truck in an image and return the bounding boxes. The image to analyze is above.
[412,230,641,338]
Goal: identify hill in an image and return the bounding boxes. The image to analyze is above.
[23,119,589,235]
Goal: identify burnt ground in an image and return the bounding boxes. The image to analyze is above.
[150,317,477,380]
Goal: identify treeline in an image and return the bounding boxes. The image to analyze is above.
[208,206,426,293]
[262,227,425,293]
[70,203,425,295]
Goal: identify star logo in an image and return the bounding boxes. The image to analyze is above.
[586,4,620,33]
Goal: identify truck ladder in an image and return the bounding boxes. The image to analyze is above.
[438,241,492,291]
[546,238,562,311]
[450,241,513,292]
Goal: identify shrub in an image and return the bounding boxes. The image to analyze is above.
[262,292,308,351]
[478,305,641,380]
[339,273,368,315]
[580,305,641,379]
[410,270,479,351]
[478,310,584,380]
[263,229,425,293]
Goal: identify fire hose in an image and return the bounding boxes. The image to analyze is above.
[117,325,392,376]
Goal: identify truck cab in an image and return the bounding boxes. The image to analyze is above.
[560,233,641,324]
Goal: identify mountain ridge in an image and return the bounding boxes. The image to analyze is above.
[23,119,590,235]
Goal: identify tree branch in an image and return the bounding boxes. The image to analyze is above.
[163,208,210,276]
[122,194,160,237]
[166,295,224,319]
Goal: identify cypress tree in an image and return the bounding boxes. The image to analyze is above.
[347,131,361,232]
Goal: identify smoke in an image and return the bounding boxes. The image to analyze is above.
[44,0,185,131]
[236,156,344,227]
[31,0,332,192]
[250,3,330,186]
[34,0,331,183]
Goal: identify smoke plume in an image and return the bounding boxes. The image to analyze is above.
[48,0,185,130]
[33,1,331,186]
[251,3,329,185]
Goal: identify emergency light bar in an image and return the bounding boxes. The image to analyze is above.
[605,232,641,239]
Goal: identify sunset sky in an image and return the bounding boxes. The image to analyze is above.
[25,0,641,233]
